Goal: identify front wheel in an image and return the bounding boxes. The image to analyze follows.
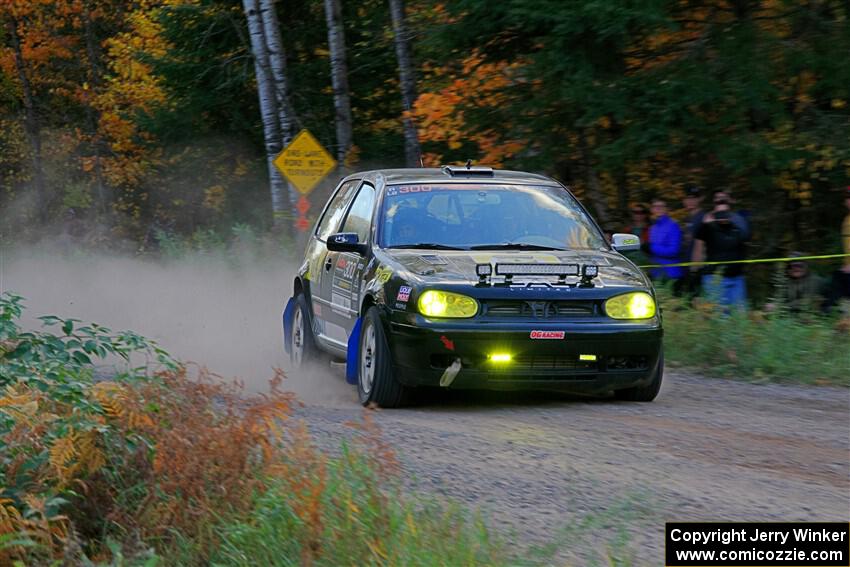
[615,348,664,402]
[358,307,408,408]
[290,293,320,370]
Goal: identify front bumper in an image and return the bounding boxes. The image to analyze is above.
[385,316,663,393]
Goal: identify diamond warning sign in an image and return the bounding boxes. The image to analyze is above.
[273,129,337,195]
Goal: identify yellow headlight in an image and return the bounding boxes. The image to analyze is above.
[604,292,656,319]
[418,290,478,318]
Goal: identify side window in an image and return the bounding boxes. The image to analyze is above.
[341,183,377,242]
[316,180,359,241]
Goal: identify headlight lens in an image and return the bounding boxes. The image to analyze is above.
[604,292,656,319]
[418,290,478,318]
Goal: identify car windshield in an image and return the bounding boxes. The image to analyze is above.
[379,183,606,250]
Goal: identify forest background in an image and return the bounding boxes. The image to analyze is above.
[1,0,848,299]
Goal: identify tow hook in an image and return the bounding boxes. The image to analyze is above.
[439,358,462,387]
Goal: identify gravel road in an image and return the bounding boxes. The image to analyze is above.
[297,370,850,565]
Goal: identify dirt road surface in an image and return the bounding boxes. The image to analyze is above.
[6,253,848,564]
[299,370,850,565]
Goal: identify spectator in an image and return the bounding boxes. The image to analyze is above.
[712,189,750,236]
[824,187,850,311]
[765,254,826,314]
[681,185,705,260]
[622,203,650,266]
[646,199,684,283]
[692,191,751,310]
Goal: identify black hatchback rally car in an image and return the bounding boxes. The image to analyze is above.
[283,166,663,407]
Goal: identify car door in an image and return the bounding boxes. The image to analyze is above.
[310,179,360,349]
[321,181,377,345]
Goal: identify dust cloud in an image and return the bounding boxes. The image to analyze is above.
[0,246,357,405]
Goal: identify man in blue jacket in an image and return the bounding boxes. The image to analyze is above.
[646,199,684,285]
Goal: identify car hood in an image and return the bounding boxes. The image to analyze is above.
[381,249,648,289]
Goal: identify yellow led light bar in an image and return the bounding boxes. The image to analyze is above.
[495,263,580,276]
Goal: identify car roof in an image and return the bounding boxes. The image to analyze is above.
[340,167,561,187]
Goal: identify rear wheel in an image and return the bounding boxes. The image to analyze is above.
[358,307,408,408]
[615,348,663,402]
[290,293,320,369]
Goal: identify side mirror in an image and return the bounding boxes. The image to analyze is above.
[612,233,640,252]
[327,232,367,255]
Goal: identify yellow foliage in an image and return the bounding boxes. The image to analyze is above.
[203,185,227,212]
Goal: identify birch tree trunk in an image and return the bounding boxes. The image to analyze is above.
[258,0,300,220]
[388,0,421,167]
[242,0,288,227]
[7,18,48,222]
[323,0,353,165]
[258,0,296,145]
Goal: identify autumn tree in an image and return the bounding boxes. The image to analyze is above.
[0,0,69,222]
[417,0,850,256]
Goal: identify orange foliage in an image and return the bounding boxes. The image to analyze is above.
[412,52,526,167]
[0,366,302,562]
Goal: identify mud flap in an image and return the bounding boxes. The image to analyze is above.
[282,297,295,355]
[345,317,362,385]
[439,358,462,387]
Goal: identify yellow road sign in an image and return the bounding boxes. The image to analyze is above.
[273,129,337,195]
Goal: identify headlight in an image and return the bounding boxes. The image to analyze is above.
[418,290,478,318]
[604,292,656,319]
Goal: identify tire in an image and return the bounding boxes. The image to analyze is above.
[290,293,321,370]
[357,306,408,408]
[615,348,664,402]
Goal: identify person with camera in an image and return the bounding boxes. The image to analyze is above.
[691,191,751,310]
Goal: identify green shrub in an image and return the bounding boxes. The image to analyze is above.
[660,292,850,385]
[1,294,513,566]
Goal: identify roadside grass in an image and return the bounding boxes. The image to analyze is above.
[210,450,508,566]
[526,495,655,567]
[0,293,517,566]
[658,290,850,386]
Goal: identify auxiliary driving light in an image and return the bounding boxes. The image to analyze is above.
[475,263,492,276]
[582,264,599,277]
[488,353,512,363]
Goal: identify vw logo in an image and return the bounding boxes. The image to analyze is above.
[528,301,548,318]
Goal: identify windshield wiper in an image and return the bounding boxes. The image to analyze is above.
[388,243,467,250]
[469,243,567,251]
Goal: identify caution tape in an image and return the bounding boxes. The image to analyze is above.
[638,252,850,270]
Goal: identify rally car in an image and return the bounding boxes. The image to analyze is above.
[283,166,663,407]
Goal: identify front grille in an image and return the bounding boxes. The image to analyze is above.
[607,355,648,371]
[482,300,595,318]
[429,353,648,373]
[429,353,598,372]
[510,354,598,372]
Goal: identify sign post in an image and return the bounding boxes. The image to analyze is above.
[273,129,337,233]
